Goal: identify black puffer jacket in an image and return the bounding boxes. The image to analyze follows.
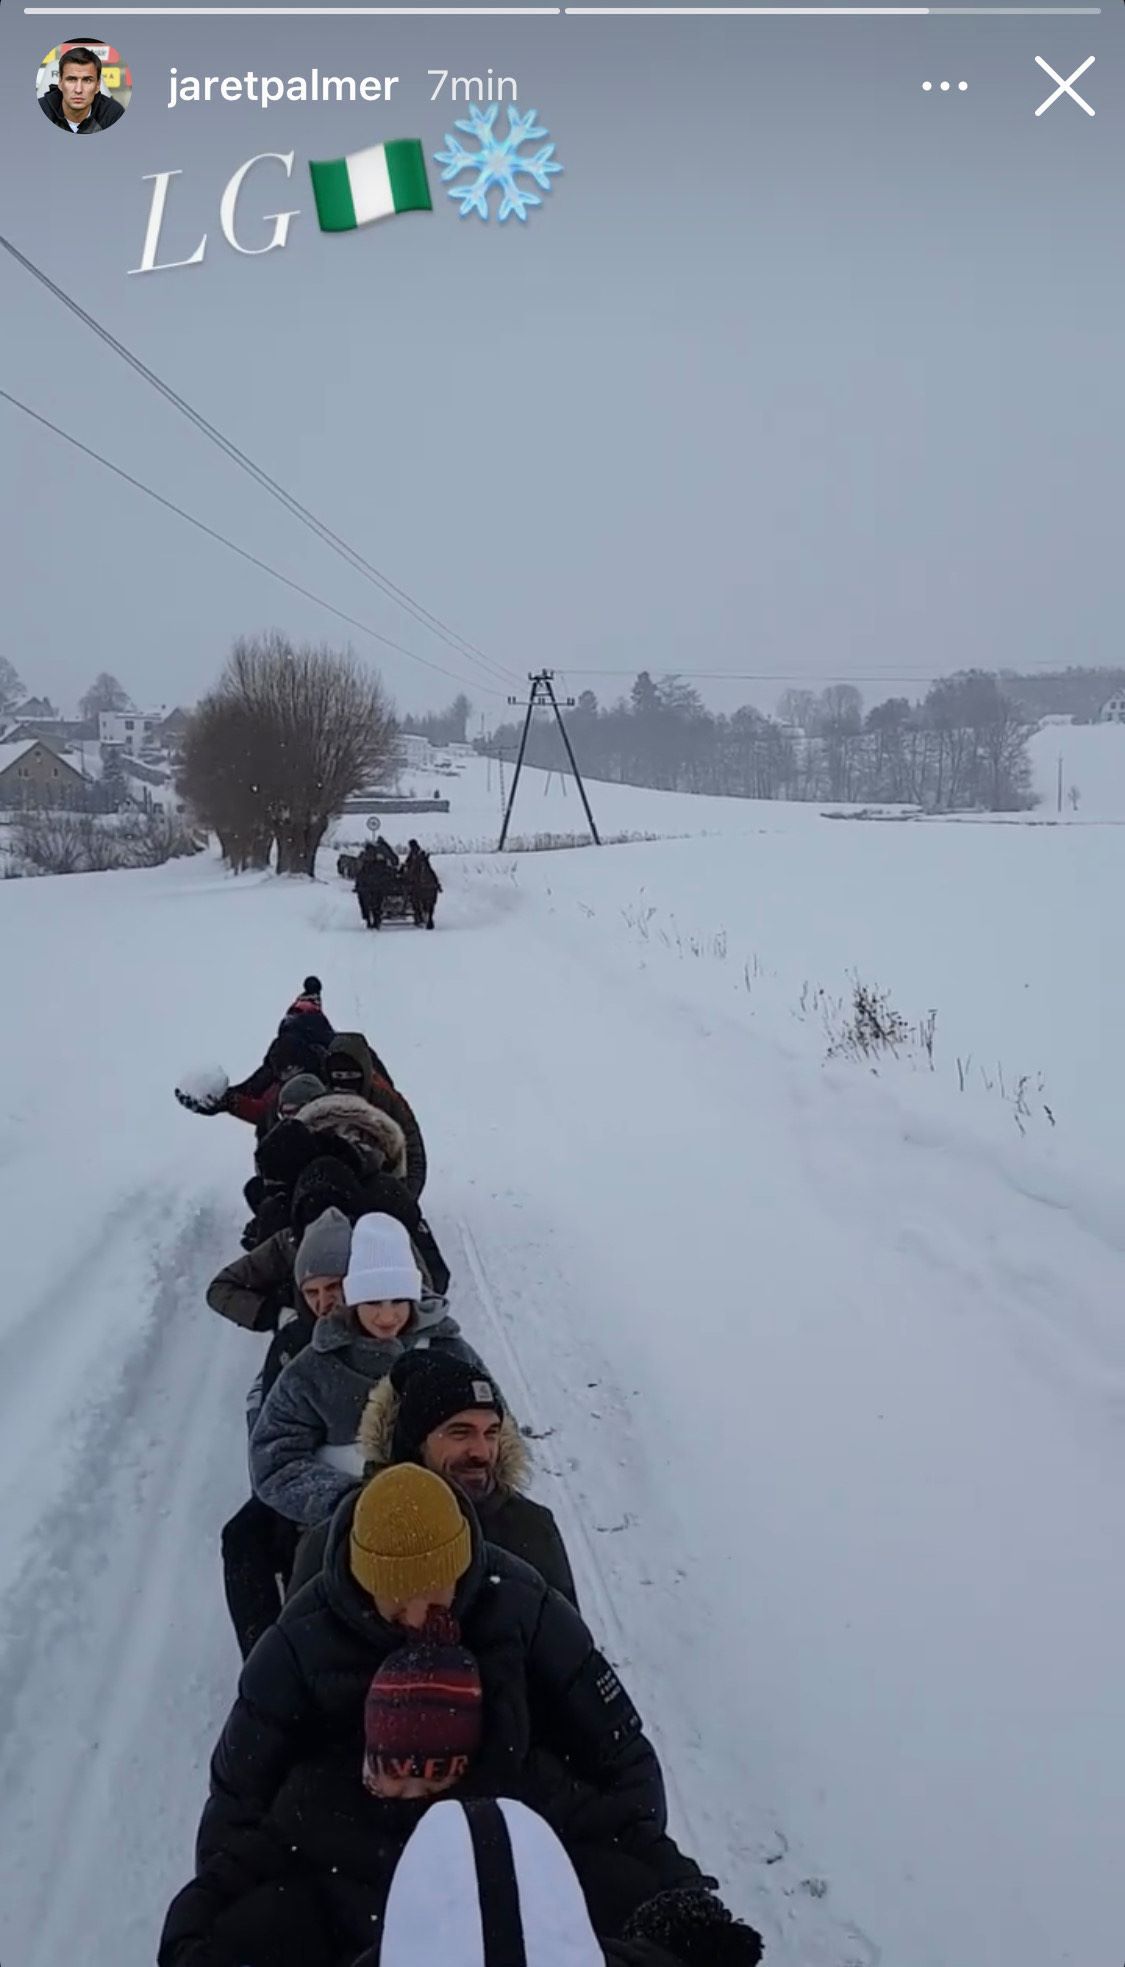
[350,1938,697,1966]
[210,1168,450,1334]
[193,1495,668,1879]
[351,1949,682,1967]
[161,1746,701,1967]
[350,1945,683,1967]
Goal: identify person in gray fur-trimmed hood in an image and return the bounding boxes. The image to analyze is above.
[249,1214,489,1530]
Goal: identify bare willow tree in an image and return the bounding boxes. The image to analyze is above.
[178,694,275,871]
[179,634,395,876]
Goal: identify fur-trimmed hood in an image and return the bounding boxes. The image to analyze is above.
[359,1375,530,1493]
[299,1092,407,1181]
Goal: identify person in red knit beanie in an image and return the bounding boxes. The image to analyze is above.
[363,1609,484,1799]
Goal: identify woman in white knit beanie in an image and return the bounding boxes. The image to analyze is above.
[249,1213,490,1530]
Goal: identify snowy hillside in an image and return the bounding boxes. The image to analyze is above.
[1,764,1123,1967]
[1027,719,1125,821]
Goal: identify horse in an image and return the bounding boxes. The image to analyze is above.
[405,849,441,930]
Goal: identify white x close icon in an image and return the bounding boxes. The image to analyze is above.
[1034,54,1095,117]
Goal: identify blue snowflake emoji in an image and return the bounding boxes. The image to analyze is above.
[433,104,562,224]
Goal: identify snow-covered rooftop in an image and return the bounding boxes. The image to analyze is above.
[0,739,90,779]
[0,740,39,773]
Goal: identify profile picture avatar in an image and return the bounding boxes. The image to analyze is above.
[38,39,131,134]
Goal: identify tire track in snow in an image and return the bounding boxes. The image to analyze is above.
[0,1184,183,1710]
[453,1213,880,1967]
[0,1187,172,1535]
[0,1193,247,1967]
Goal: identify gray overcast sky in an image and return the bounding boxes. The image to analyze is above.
[1,6,1121,723]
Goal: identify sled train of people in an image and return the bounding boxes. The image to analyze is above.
[168,977,764,1967]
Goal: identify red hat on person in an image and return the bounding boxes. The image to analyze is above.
[363,1610,483,1789]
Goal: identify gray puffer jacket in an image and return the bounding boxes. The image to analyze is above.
[248,1299,487,1527]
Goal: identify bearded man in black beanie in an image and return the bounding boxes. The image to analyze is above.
[287,1349,576,1606]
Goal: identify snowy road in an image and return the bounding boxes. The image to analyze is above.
[1,799,1123,1967]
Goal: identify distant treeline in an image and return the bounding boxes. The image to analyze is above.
[995,666,1125,724]
[400,693,473,747]
[483,671,1050,813]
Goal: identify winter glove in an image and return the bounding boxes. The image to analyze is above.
[175,1067,231,1116]
[622,1887,764,1966]
[175,1087,229,1117]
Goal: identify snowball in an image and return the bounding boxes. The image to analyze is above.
[176,1065,230,1103]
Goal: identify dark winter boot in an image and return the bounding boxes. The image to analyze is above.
[622,1888,764,1965]
[221,1497,287,1659]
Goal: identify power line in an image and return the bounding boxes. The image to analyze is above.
[0,387,509,697]
[0,232,517,692]
[560,665,1069,683]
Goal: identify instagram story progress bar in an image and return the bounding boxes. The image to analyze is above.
[20,4,1106,13]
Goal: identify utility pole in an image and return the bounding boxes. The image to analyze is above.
[498,670,601,853]
[1057,751,1063,816]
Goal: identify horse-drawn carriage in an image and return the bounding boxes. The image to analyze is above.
[337,835,440,929]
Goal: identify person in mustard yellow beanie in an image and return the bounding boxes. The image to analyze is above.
[161,1461,732,1967]
[349,1463,472,1625]
[168,1463,690,1967]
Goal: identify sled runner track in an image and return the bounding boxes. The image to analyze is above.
[456,1213,881,1967]
[456,1215,705,1860]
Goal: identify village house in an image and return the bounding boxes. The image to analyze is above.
[1099,694,1125,725]
[0,739,90,808]
[396,732,435,770]
[0,718,98,751]
[10,696,60,723]
[98,710,165,757]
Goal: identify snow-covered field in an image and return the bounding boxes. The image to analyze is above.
[1,757,1123,1967]
[1027,719,1125,822]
